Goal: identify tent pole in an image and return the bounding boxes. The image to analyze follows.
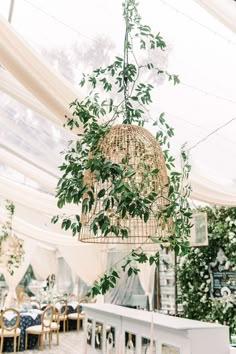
[8,0,15,23]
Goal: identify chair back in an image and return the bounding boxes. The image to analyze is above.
[41,305,54,329]
[54,299,67,316]
[0,308,20,332]
[52,306,60,324]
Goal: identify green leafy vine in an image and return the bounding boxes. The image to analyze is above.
[178,206,236,335]
[0,200,24,275]
[53,0,192,296]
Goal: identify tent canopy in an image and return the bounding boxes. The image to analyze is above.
[0,0,235,286]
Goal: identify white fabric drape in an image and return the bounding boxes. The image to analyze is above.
[58,244,107,285]
[0,209,77,246]
[0,145,58,193]
[0,15,81,130]
[190,170,236,206]
[31,247,57,280]
[3,238,37,308]
[193,0,236,33]
[0,175,79,216]
[0,67,64,126]
[139,262,156,311]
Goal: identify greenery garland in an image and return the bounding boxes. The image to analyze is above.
[178,206,236,334]
[0,200,24,275]
[53,0,192,296]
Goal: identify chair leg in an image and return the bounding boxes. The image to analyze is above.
[49,331,51,349]
[0,336,3,354]
[13,335,16,354]
[18,335,20,352]
[25,333,28,350]
[57,329,59,345]
[40,334,43,350]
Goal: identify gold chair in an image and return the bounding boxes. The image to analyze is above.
[67,297,88,331]
[50,307,60,345]
[0,308,21,354]
[25,305,53,350]
[53,299,68,332]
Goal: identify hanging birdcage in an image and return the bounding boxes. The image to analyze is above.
[79,124,172,244]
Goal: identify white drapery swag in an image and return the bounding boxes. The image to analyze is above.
[2,238,37,308]
[58,244,108,286]
[0,15,81,130]
[139,262,156,311]
[193,0,236,33]
[31,246,57,280]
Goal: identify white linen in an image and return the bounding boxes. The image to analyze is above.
[21,310,42,320]
[0,67,63,126]
[139,262,156,311]
[68,301,79,310]
[58,244,107,286]
[31,248,57,281]
[0,15,81,130]
[193,0,236,33]
[3,311,17,322]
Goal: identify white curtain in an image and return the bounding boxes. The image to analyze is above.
[0,67,64,127]
[0,211,78,246]
[139,262,156,311]
[3,238,36,308]
[0,175,79,216]
[58,244,107,286]
[190,168,236,206]
[0,146,58,193]
[0,16,81,130]
[193,0,236,33]
[31,246,57,280]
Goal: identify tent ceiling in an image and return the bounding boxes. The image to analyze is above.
[0,0,236,248]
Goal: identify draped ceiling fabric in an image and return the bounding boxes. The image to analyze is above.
[0,0,235,293]
[0,15,81,131]
[193,0,236,33]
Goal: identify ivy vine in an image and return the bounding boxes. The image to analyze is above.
[0,200,24,275]
[178,206,236,335]
[53,0,192,296]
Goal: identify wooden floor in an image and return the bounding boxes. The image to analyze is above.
[3,330,85,354]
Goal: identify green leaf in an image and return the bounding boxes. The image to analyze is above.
[97,189,106,198]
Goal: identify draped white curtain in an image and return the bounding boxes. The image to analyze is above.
[193,0,236,33]
[139,262,156,311]
[31,247,57,280]
[0,15,81,130]
[3,238,37,308]
[0,175,79,216]
[0,67,64,126]
[58,244,107,286]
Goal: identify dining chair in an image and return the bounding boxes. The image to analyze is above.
[67,297,88,331]
[25,305,53,350]
[53,299,68,332]
[50,306,60,345]
[0,308,21,354]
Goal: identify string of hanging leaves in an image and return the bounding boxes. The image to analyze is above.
[52,0,192,296]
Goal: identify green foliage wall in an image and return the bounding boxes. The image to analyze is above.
[178,206,236,334]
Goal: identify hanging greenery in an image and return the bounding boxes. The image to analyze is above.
[178,206,236,334]
[53,0,192,296]
[0,200,24,275]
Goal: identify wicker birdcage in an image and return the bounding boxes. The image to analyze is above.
[79,124,172,244]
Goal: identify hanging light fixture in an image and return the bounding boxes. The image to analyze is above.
[79,124,172,244]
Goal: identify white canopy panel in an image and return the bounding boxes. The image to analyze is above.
[0,0,235,259]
